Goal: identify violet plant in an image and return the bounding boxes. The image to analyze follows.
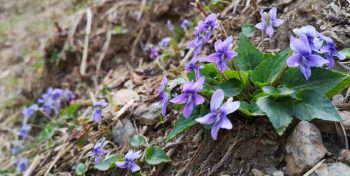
[160,10,350,142]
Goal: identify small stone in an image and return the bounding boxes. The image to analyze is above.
[112,118,136,145]
[328,162,350,176]
[338,150,350,166]
[285,121,327,175]
[112,89,140,106]
[340,111,350,130]
[315,163,328,176]
[251,169,265,176]
[332,94,344,106]
[272,171,284,176]
[133,102,161,125]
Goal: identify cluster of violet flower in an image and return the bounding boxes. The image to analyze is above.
[158,13,241,140]
[146,19,191,60]
[90,139,142,173]
[14,87,75,173]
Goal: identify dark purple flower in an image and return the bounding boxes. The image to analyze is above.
[17,158,28,173]
[159,76,169,116]
[320,35,346,68]
[92,99,108,123]
[159,37,171,48]
[196,89,239,140]
[22,104,38,119]
[206,36,237,73]
[287,34,329,80]
[181,19,190,30]
[185,56,204,80]
[92,138,107,163]
[188,13,219,56]
[18,123,31,140]
[150,47,159,59]
[255,7,284,38]
[62,88,75,102]
[166,20,174,31]
[116,150,142,173]
[292,25,323,52]
[170,77,205,118]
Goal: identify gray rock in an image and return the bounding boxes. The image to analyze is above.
[251,169,265,176]
[328,162,350,176]
[285,121,327,175]
[112,118,136,145]
[133,102,161,125]
[332,94,344,106]
[112,89,140,106]
[272,171,284,176]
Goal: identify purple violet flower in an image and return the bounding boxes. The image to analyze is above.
[166,20,174,31]
[320,35,346,68]
[17,158,28,173]
[287,34,329,80]
[206,36,237,73]
[18,123,31,140]
[292,25,323,52]
[150,47,159,59]
[170,77,205,118]
[116,150,142,173]
[38,88,62,115]
[196,89,240,140]
[181,19,190,30]
[92,138,107,163]
[255,7,284,38]
[159,37,171,48]
[22,104,38,120]
[185,56,204,80]
[188,13,219,56]
[62,88,75,102]
[159,76,169,116]
[92,99,108,123]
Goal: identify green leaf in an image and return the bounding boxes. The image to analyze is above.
[293,90,341,121]
[339,48,350,59]
[112,26,128,35]
[251,49,290,86]
[262,86,294,98]
[241,23,256,37]
[281,68,350,97]
[236,33,263,71]
[36,121,62,142]
[239,101,265,117]
[256,96,294,135]
[215,79,242,97]
[75,163,88,175]
[224,70,250,88]
[131,134,145,147]
[61,103,81,120]
[94,154,124,171]
[144,146,171,165]
[165,109,201,142]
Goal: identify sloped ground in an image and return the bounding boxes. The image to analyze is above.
[1,0,350,175]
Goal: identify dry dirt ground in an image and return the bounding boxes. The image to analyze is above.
[0,0,349,175]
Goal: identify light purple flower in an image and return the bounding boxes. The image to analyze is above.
[185,56,204,80]
[287,34,329,80]
[166,20,174,31]
[159,37,171,48]
[170,77,205,118]
[206,36,237,73]
[150,47,159,59]
[116,150,142,173]
[22,104,38,119]
[181,19,190,30]
[92,138,107,163]
[255,7,284,38]
[18,123,31,140]
[92,99,108,123]
[38,88,62,115]
[188,13,219,56]
[11,145,21,155]
[17,158,28,173]
[196,89,240,140]
[293,25,323,51]
[159,76,169,116]
[320,35,346,68]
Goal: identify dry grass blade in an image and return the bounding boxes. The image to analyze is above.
[302,159,326,176]
[80,8,93,76]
